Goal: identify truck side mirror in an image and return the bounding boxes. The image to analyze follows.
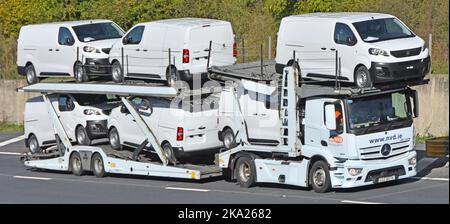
[324,104,337,130]
[412,90,419,118]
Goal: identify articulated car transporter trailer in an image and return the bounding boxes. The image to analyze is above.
[19,65,424,193]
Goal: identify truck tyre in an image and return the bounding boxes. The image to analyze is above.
[91,153,106,178]
[70,152,84,176]
[25,64,39,85]
[162,142,177,165]
[28,134,42,154]
[108,127,122,151]
[74,62,88,83]
[355,66,372,88]
[309,160,332,193]
[112,61,124,83]
[222,128,236,150]
[235,156,256,188]
[166,66,179,87]
[76,126,92,146]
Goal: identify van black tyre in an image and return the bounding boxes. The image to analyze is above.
[355,66,372,88]
[74,62,88,83]
[76,126,92,146]
[25,64,38,85]
[28,134,42,154]
[222,128,236,150]
[91,153,106,178]
[162,142,177,165]
[235,156,257,188]
[108,127,122,151]
[309,160,332,193]
[112,61,124,83]
[70,152,84,176]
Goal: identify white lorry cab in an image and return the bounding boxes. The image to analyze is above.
[275,13,431,88]
[17,20,125,84]
[109,18,237,85]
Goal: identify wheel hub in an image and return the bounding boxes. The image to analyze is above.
[239,162,251,182]
[224,133,234,148]
[313,168,326,187]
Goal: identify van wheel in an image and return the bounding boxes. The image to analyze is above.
[91,153,106,177]
[108,127,122,151]
[112,61,124,83]
[309,160,332,193]
[162,142,177,165]
[222,129,236,150]
[28,134,42,154]
[235,156,256,188]
[74,62,88,83]
[166,66,179,87]
[25,64,38,85]
[70,152,84,176]
[355,66,372,88]
[76,126,92,146]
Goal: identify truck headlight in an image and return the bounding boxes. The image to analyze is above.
[409,157,417,167]
[84,109,101,115]
[83,46,96,53]
[369,48,389,56]
[348,168,362,176]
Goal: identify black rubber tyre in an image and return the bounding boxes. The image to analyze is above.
[74,62,88,83]
[28,134,42,154]
[166,66,179,87]
[112,61,124,83]
[162,142,177,165]
[235,156,257,188]
[222,128,236,150]
[309,160,332,193]
[354,66,372,88]
[108,127,122,151]
[70,152,84,176]
[76,126,92,146]
[25,64,39,85]
[91,153,106,178]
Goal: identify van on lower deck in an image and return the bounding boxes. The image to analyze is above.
[275,13,431,88]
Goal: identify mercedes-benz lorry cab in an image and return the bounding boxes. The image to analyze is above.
[109,18,236,85]
[17,20,125,84]
[276,13,431,88]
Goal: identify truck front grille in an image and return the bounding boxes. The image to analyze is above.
[359,140,410,160]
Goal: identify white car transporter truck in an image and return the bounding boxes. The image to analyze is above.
[19,63,422,192]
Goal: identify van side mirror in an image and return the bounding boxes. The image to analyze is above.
[120,105,129,114]
[66,37,73,45]
[122,37,129,45]
[325,104,337,130]
[346,36,356,46]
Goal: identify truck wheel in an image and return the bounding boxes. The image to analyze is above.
[112,61,124,83]
[162,142,177,165]
[235,156,256,188]
[91,153,106,178]
[355,66,372,88]
[166,66,179,87]
[76,126,92,146]
[25,64,39,85]
[74,62,88,83]
[28,134,42,154]
[108,127,122,151]
[309,160,332,193]
[70,152,84,176]
[222,129,236,150]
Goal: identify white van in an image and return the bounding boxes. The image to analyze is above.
[109,18,236,85]
[275,13,431,88]
[17,20,125,84]
[24,94,120,153]
[107,95,222,162]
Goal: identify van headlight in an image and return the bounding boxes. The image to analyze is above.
[348,168,362,176]
[83,46,96,53]
[369,48,389,56]
[84,109,101,115]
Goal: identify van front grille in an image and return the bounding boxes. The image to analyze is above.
[390,47,421,58]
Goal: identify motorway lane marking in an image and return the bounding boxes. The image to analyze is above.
[0,136,24,148]
[13,175,52,181]
[412,177,449,181]
[165,187,210,192]
[341,200,384,204]
[0,152,22,156]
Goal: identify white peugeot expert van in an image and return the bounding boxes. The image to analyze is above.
[109,18,236,85]
[24,94,120,153]
[17,20,125,84]
[275,13,431,88]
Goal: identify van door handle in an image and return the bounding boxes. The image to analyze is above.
[143,49,148,52]
[252,113,258,116]
[330,48,336,51]
[198,126,206,130]
[49,49,53,51]
[136,49,140,51]
[321,47,327,50]
[55,49,60,52]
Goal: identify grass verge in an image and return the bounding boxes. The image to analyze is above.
[0,122,24,132]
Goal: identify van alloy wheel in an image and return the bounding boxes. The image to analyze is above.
[223,132,235,149]
[26,69,35,84]
[112,62,123,83]
[28,135,41,154]
[109,128,122,150]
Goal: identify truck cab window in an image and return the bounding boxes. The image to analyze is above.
[58,27,75,46]
[334,23,357,46]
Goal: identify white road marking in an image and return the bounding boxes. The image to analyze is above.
[341,200,384,204]
[13,175,52,181]
[165,186,210,192]
[412,177,449,181]
[0,152,22,156]
[0,136,24,148]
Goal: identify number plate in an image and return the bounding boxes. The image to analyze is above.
[378,175,396,183]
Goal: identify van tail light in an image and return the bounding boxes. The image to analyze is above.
[177,127,184,141]
[182,49,190,64]
[233,42,238,58]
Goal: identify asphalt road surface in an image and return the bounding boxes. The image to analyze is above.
[0,132,448,204]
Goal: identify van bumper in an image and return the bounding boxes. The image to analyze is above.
[85,120,108,139]
[84,58,111,75]
[17,66,26,76]
[369,56,430,84]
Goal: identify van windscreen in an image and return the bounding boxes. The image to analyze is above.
[72,22,124,42]
[353,18,415,43]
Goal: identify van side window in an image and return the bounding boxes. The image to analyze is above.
[58,27,75,46]
[58,95,74,112]
[123,26,145,45]
[334,23,357,46]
